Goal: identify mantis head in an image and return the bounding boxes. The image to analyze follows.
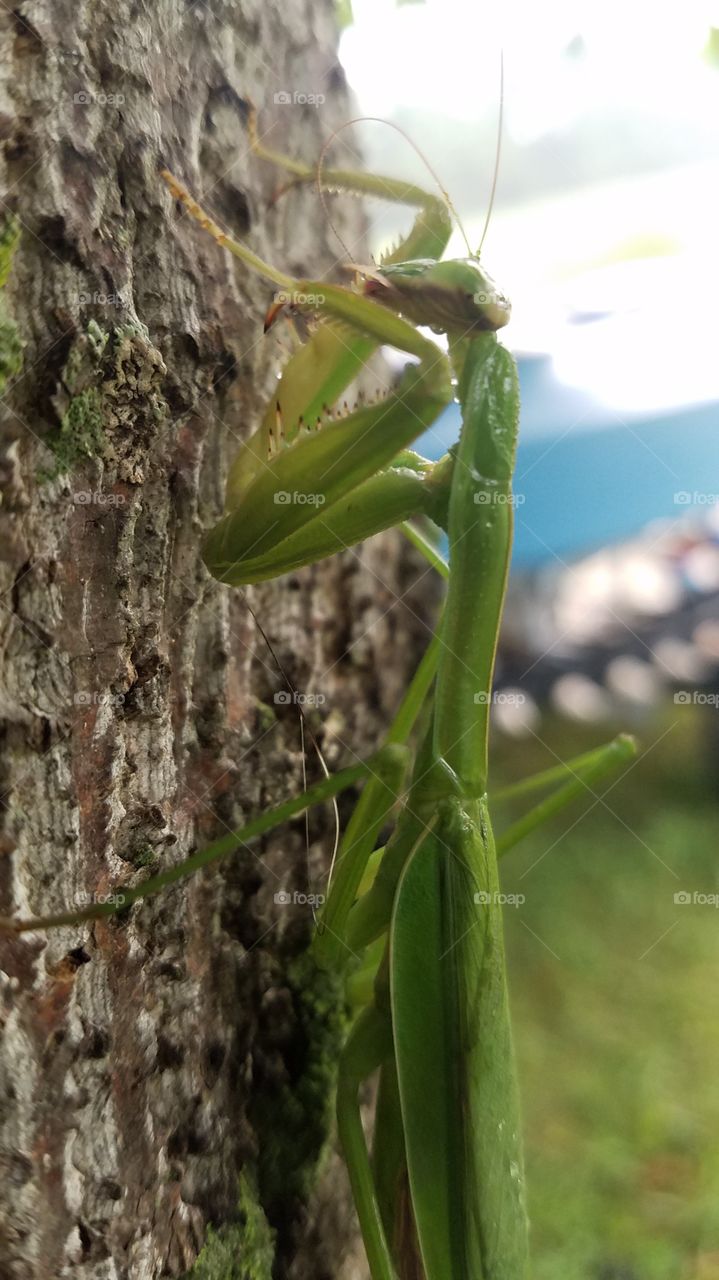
[364,257,511,336]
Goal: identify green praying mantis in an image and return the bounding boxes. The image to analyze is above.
[0,108,638,1278]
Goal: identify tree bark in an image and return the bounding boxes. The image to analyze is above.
[0,4,435,1277]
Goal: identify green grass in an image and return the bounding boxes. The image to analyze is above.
[494,708,719,1280]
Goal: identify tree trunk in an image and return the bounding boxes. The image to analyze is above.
[0,4,434,1277]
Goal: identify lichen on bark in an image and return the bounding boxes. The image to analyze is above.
[187,1172,275,1280]
[0,212,22,393]
[41,318,168,480]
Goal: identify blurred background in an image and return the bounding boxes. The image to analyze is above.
[337,4,719,1277]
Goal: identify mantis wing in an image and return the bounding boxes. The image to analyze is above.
[390,797,529,1280]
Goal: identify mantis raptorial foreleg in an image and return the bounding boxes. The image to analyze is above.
[245,100,454,264]
[163,178,457,582]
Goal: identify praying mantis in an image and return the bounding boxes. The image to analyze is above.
[0,108,637,1278]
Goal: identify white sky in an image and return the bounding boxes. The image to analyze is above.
[339,1,719,403]
[341,0,719,132]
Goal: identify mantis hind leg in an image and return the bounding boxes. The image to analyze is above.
[496,733,637,856]
[336,1004,397,1280]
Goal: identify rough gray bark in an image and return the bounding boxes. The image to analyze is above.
[0,3,436,1277]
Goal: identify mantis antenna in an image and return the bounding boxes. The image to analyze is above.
[477,49,505,258]
[315,116,474,261]
[242,594,339,928]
